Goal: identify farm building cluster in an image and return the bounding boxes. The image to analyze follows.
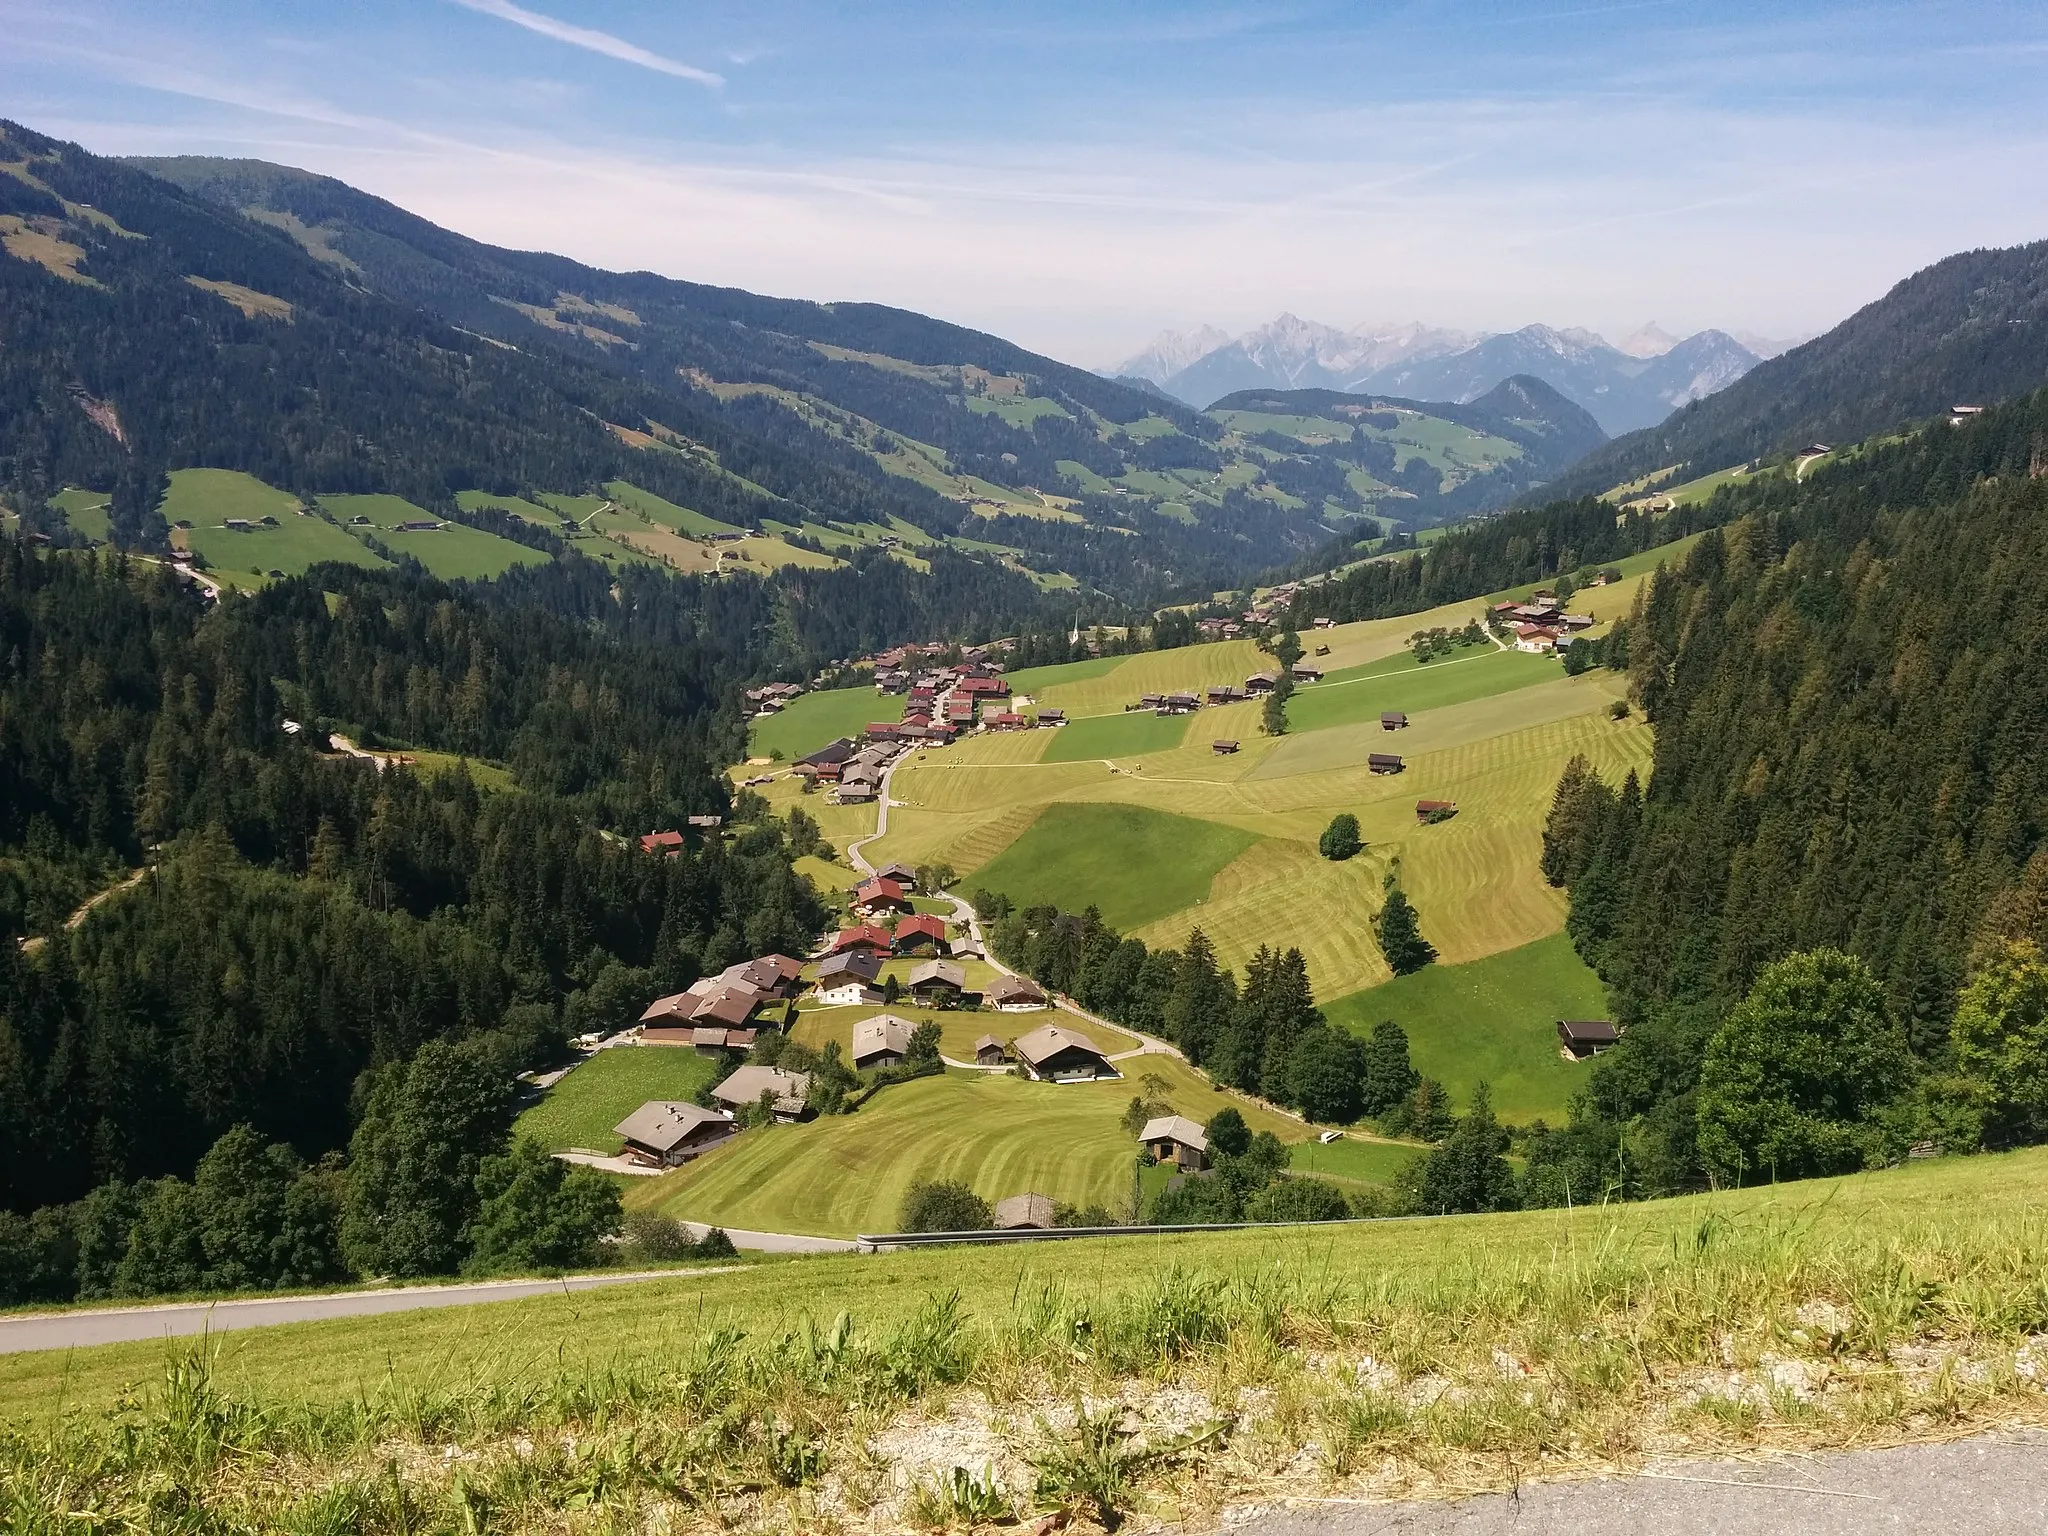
[1489,586,1607,655]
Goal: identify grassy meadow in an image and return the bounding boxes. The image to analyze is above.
[50,487,111,542]
[1323,931,1606,1123]
[969,802,1261,931]
[164,470,391,584]
[631,1052,1302,1239]
[318,493,549,581]
[7,1148,2047,1532]
[512,1046,721,1155]
[748,686,905,762]
[1041,708,1193,761]
[1285,645,1554,734]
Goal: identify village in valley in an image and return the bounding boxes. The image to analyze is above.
[540,568,1636,1240]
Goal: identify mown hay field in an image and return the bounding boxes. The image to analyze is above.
[1285,645,1554,734]
[1041,709,1193,762]
[878,674,1651,1004]
[629,1055,1292,1238]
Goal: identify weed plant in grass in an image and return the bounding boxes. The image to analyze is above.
[5,1149,2047,1530]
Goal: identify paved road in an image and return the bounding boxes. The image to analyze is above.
[676,1221,856,1254]
[1228,1430,2048,1534]
[0,1269,728,1356]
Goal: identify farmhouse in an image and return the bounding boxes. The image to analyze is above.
[907,958,966,1006]
[892,914,949,954]
[1207,686,1250,705]
[994,1193,1057,1230]
[1558,1019,1621,1059]
[687,814,724,833]
[1290,664,1323,683]
[873,861,919,888]
[613,1101,735,1168]
[829,925,893,957]
[1138,1114,1209,1171]
[1013,1023,1118,1082]
[987,974,1048,1011]
[1038,708,1066,725]
[987,711,1027,731]
[1212,739,1240,755]
[1381,712,1408,730]
[974,1034,1008,1066]
[1416,800,1458,823]
[798,738,859,772]
[1368,753,1405,775]
[1245,672,1279,695]
[813,949,884,1006]
[711,1065,811,1121]
[852,877,912,916]
[851,1013,918,1071]
[639,830,685,855]
[835,783,877,805]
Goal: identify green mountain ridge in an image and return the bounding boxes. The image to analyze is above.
[1539,238,2048,501]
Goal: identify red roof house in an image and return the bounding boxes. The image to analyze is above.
[639,831,685,855]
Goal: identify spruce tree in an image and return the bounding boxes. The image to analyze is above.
[1376,886,1437,975]
[1359,1020,1420,1116]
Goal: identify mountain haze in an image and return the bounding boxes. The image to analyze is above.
[1118,313,1764,434]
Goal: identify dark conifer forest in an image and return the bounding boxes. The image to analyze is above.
[1534,389,2048,1199]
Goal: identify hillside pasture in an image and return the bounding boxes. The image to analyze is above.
[513,1046,721,1155]
[51,486,111,542]
[1003,654,1126,695]
[165,470,390,584]
[1323,931,1605,1124]
[1040,709,1192,762]
[603,478,745,537]
[318,493,549,581]
[969,802,1260,931]
[1285,645,1555,734]
[453,489,567,528]
[748,686,903,762]
[1032,637,1268,719]
[883,674,1650,1001]
[632,1052,1305,1238]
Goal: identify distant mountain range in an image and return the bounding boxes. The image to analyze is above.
[1111,315,1790,436]
[1539,238,2048,502]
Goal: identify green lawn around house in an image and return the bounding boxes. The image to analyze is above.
[512,1046,722,1155]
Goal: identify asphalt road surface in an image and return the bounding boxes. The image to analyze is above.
[1228,1430,2048,1534]
[0,1269,715,1355]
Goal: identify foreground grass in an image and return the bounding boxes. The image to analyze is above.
[5,1150,2045,1532]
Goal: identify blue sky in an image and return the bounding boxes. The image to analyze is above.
[6,1,2046,364]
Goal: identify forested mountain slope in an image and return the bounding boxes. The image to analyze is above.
[1528,389,2048,1198]
[1543,240,2048,501]
[0,539,828,1234]
[1207,375,1606,519]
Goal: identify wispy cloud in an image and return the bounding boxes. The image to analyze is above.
[447,0,722,86]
